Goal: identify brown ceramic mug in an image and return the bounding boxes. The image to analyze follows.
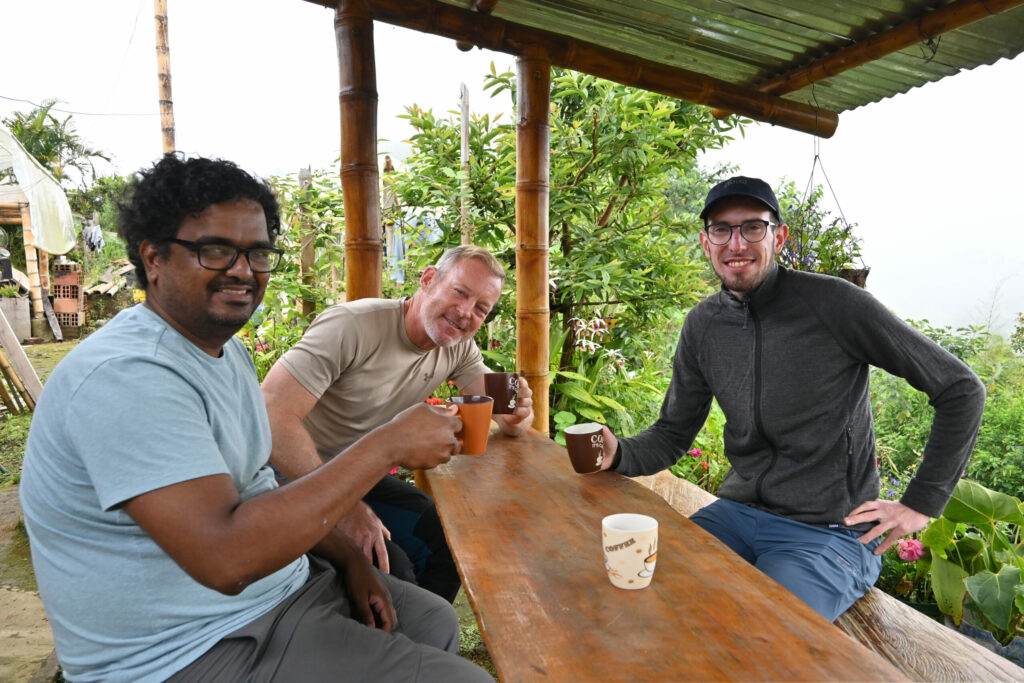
[445,395,494,455]
[564,422,606,474]
[483,372,520,415]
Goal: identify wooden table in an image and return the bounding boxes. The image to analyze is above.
[417,428,906,682]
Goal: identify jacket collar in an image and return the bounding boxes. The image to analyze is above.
[720,263,785,308]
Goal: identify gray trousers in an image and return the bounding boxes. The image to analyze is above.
[167,556,491,682]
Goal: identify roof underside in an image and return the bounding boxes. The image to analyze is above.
[436,0,1024,113]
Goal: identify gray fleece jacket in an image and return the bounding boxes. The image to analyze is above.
[615,265,986,527]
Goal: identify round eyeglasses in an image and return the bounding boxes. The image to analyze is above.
[704,219,776,246]
[167,238,284,273]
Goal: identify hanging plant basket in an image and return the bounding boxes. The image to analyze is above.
[836,267,870,288]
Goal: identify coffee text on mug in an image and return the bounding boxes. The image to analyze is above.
[604,537,636,552]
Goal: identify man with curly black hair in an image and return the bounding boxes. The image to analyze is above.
[20,154,490,682]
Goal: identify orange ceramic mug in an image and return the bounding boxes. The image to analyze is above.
[445,395,494,455]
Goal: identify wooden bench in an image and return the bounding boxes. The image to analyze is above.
[634,470,1024,682]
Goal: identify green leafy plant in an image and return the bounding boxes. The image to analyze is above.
[551,411,578,446]
[388,65,735,431]
[776,181,862,276]
[0,284,20,298]
[668,400,729,494]
[1011,314,1024,356]
[921,478,1024,645]
[2,98,110,188]
[548,317,630,432]
[877,537,936,609]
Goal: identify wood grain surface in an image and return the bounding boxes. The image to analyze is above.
[418,428,907,682]
[634,470,1024,682]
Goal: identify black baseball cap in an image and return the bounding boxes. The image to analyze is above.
[700,176,781,222]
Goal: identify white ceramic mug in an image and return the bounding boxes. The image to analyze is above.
[602,513,658,589]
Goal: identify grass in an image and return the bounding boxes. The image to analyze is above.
[0,412,31,486]
[1,341,77,487]
[455,590,497,678]
[0,520,36,592]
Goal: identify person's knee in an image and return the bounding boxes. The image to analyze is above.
[689,500,756,563]
[419,592,460,653]
[389,574,461,653]
[755,533,878,621]
[413,646,494,683]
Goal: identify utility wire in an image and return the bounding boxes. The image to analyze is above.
[0,94,158,118]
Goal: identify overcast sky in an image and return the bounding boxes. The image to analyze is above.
[3,0,1022,335]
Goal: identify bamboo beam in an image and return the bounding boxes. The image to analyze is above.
[19,204,44,321]
[336,0,383,301]
[515,46,550,434]
[302,0,839,137]
[0,203,23,224]
[154,0,176,153]
[712,0,1024,118]
[0,349,31,412]
[0,366,19,415]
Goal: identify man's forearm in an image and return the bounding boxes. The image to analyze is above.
[268,415,327,481]
[123,424,400,595]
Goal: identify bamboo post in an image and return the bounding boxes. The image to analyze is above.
[298,167,316,321]
[19,203,43,322]
[0,362,20,415]
[515,46,551,434]
[381,155,398,277]
[38,251,50,291]
[154,0,176,154]
[0,349,32,412]
[336,0,383,301]
[0,305,42,405]
[459,83,472,245]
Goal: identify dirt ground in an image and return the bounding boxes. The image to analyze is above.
[0,487,57,682]
[1,341,76,682]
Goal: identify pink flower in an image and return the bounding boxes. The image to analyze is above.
[897,539,924,562]
[388,467,399,475]
[687,448,702,458]
[255,343,269,353]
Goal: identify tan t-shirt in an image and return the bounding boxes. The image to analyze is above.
[277,298,488,460]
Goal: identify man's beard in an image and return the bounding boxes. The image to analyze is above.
[424,315,467,347]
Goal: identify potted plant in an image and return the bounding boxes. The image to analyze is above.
[0,282,30,342]
[776,182,868,286]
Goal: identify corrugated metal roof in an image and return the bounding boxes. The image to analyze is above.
[437,0,1024,113]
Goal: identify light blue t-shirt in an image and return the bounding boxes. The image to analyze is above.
[20,305,309,682]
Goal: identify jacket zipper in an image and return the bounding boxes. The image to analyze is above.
[750,304,778,502]
[845,425,856,508]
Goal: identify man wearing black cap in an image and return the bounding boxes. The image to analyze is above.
[596,175,985,622]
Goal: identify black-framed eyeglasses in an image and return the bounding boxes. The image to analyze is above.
[704,219,776,246]
[166,238,284,273]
